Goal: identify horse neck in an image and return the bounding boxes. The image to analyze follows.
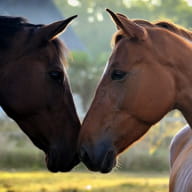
[173,39,192,127]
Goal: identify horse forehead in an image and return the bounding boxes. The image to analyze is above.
[112,40,130,57]
[111,40,142,65]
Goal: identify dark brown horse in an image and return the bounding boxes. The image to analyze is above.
[0,15,81,172]
[79,9,192,173]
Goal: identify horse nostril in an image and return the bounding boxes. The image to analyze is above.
[80,145,104,170]
[100,149,116,173]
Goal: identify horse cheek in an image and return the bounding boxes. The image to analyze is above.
[121,67,175,123]
[134,69,175,123]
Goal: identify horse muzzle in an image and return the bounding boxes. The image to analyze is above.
[46,148,80,172]
[79,140,117,173]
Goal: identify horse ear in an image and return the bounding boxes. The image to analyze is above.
[35,15,77,42]
[106,9,147,41]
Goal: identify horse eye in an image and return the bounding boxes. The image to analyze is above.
[49,71,63,83]
[111,70,127,80]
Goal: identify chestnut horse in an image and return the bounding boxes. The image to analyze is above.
[169,126,192,192]
[79,9,192,173]
[0,15,81,172]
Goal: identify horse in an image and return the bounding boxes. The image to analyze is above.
[78,8,192,173]
[169,126,192,192]
[0,15,81,172]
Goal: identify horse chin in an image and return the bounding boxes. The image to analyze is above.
[45,152,80,172]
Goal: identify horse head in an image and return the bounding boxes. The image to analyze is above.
[0,15,81,172]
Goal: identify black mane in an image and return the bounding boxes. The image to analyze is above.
[0,16,38,50]
[0,16,28,25]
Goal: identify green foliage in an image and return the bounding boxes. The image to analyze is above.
[68,51,108,109]
[118,148,169,172]
[0,117,45,170]
[0,149,45,170]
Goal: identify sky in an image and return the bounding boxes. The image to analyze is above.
[185,0,192,5]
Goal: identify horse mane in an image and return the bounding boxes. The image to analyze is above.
[134,19,192,41]
[155,21,192,41]
[0,16,28,50]
[0,15,28,25]
[111,19,192,46]
[0,15,68,66]
[0,16,40,51]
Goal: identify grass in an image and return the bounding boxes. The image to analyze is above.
[0,171,169,192]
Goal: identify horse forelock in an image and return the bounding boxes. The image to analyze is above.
[111,30,124,47]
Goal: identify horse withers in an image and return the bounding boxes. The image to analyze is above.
[79,9,192,173]
[0,15,81,172]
